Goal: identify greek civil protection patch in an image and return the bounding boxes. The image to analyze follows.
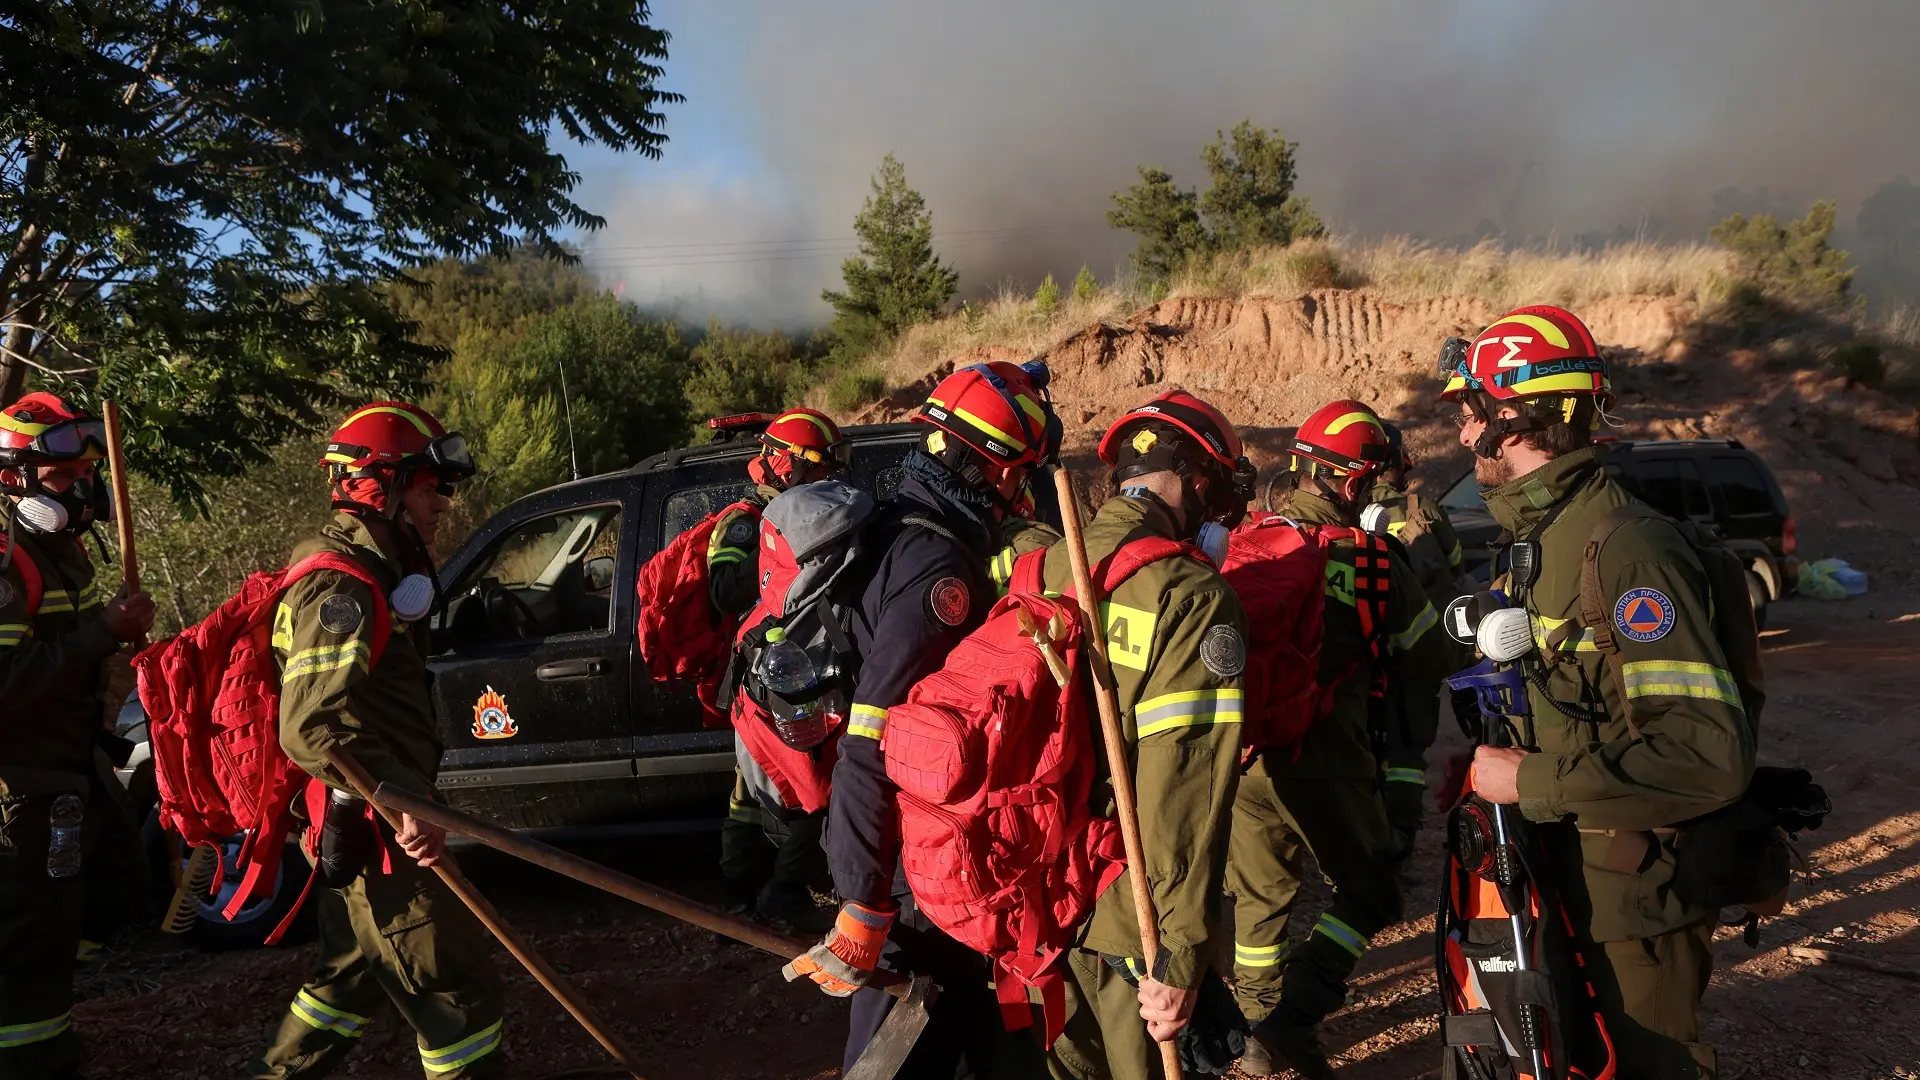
[319,594,364,635]
[1200,624,1246,678]
[0,579,14,610]
[926,576,971,627]
[1613,587,1675,643]
[725,518,754,545]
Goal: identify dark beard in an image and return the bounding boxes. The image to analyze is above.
[1475,452,1517,490]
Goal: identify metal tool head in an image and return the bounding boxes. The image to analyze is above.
[842,974,940,1080]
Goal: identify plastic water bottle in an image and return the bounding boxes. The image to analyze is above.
[761,627,818,697]
[47,793,84,879]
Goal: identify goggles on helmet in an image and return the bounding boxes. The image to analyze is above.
[332,431,476,481]
[4,418,109,464]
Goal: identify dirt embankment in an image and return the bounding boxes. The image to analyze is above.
[857,290,1920,601]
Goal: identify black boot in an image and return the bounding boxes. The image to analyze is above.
[1252,1008,1338,1080]
[1236,1034,1278,1077]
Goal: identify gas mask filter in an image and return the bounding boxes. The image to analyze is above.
[390,574,435,622]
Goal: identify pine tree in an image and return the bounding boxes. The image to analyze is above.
[1199,120,1325,252]
[1034,273,1061,315]
[1073,265,1099,303]
[822,154,959,356]
[1107,167,1209,286]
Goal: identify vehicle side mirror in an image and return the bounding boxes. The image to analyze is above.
[582,555,615,593]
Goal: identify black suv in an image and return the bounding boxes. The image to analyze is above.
[1437,438,1799,623]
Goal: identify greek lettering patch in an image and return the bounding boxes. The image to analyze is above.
[1200,625,1246,678]
[319,594,364,635]
[927,576,971,627]
[1613,587,1675,643]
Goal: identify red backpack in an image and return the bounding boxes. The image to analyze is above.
[636,500,759,726]
[1222,511,1389,758]
[884,536,1198,1047]
[135,553,391,937]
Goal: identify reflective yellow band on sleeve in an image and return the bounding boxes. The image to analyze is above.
[35,589,73,614]
[282,640,372,681]
[0,623,27,648]
[0,1012,70,1048]
[707,547,749,565]
[1447,539,1464,568]
[848,703,889,741]
[290,990,370,1038]
[727,798,761,824]
[1620,660,1742,708]
[1234,941,1291,969]
[1313,913,1370,958]
[1390,602,1438,652]
[1134,689,1244,739]
[420,1020,504,1073]
[1384,767,1426,786]
[1532,613,1598,653]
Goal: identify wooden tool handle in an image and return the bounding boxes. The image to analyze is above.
[101,401,138,595]
[324,747,649,1079]
[1050,467,1185,1079]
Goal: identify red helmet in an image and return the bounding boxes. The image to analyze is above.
[749,407,849,488]
[1441,305,1609,403]
[914,361,1060,469]
[1290,400,1391,477]
[1099,390,1244,470]
[0,393,107,465]
[323,402,474,515]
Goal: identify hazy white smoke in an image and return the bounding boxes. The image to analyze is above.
[586,0,1920,326]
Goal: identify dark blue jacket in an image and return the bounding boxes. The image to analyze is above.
[825,471,995,906]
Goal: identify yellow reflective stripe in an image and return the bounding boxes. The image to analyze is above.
[36,589,74,614]
[1390,601,1438,652]
[1134,689,1244,739]
[1620,661,1742,707]
[1532,614,1598,653]
[775,409,837,443]
[1323,410,1384,436]
[291,990,370,1038]
[953,405,1026,452]
[848,703,889,741]
[1447,538,1464,568]
[0,623,27,647]
[421,1020,503,1073]
[1234,941,1290,969]
[1385,767,1426,786]
[987,548,1015,585]
[282,640,372,681]
[707,547,749,565]
[1313,913,1369,958]
[342,404,433,436]
[0,1012,70,1048]
[727,799,760,824]
[1510,371,1600,395]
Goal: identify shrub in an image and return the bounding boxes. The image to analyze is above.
[1073,265,1098,303]
[1829,342,1886,386]
[1034,273,1060,315]
[1283,246,1347,290]
[826,365,888,412]
[1710,201,1855,311]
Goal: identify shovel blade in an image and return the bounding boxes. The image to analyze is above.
[842,975,938,1080]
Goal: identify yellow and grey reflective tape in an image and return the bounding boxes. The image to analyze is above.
[1134,689,1244,739]
[708,547,749,566]
[0,622,27,648]
[1122,956,1145,980]
[1532,613,1598,653]
[728,798,761,824]
[1620,660,1742,708]
[36,588,74,615]
[0,1012,70,1048]
[1390,602,1438,652]
[1234,941,1291,969]
[1313,913,1369,958]
[1447,538,1464,568]
[1385,767,1426,787]
[289,990,370,1039]
[282,640,372,681]
[987,548,1016,589]
[848,703,889,741]
[420,1020,503,1074]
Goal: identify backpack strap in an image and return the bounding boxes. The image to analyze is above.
[1571,504,1663,737]
[282,551,395,669]
[1093,537,1198,594]
[1347,529,1392,659]
[1008,548,1049,599]
[0,537,44,616]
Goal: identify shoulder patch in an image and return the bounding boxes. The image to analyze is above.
[1200,624,1246,678]
[1613,587,1675,643]
[319,593,365,635]
[725,517,755,545]
[0,579,14,610]
[926,576,972,627]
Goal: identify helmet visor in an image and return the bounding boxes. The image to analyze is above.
[30,418,108,462]
[421,432,476,479]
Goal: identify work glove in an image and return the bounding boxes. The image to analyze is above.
[1176,967,1249,1076]
[782,899,896,997]
[317,789,376,889]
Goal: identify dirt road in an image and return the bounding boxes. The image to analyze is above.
[72,597,1920,1080]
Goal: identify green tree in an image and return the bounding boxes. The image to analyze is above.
[1711,201,1855,310]
[2,0,680,504]
[386,252,599,352]
[1073,265,1099,303]
[822,154,959,357]
[1199,120,1324,251]
[1034,273,1060,315]
[682,323,828,438]
[1107,166,1208,286]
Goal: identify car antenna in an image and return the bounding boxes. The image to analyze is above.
[556,352,581,480]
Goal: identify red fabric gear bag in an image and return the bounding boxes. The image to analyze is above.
[883,537,1197,1047]
[135,553,390,936]
[636,500,759,726]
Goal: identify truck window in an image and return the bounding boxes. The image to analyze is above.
[1708,455,1776,517]
[663,483,755,542]
[442,505,623,647]
[1632,458,1711,519]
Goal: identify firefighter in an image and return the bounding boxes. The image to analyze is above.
[785,360,1061,1079]
[1360,421,1473,863]
[0,393,155,1080]
[1442,307,1753,1079]
[1234,400,1453,1080]
[714,408,848,932]
[1041,390,1252,1080]
[247,402,505,1080]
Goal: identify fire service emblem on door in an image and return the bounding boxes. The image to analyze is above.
[471,686,519,740]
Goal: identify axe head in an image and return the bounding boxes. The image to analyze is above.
[842,974,939,1080]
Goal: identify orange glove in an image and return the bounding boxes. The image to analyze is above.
[781,899,896,996]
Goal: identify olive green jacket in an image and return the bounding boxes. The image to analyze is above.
[1259,488,1453,780]
[1485,447,1755,940]
[0,526,116,778]
[706,484,780,616]
[1368,479,1467,592]
[987,517,1063,596]
[1041,495,1246,989]
[274,513,441,799]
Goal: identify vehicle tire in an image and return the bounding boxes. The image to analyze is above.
[141,810,315,950]
[1745,570,1769,631]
